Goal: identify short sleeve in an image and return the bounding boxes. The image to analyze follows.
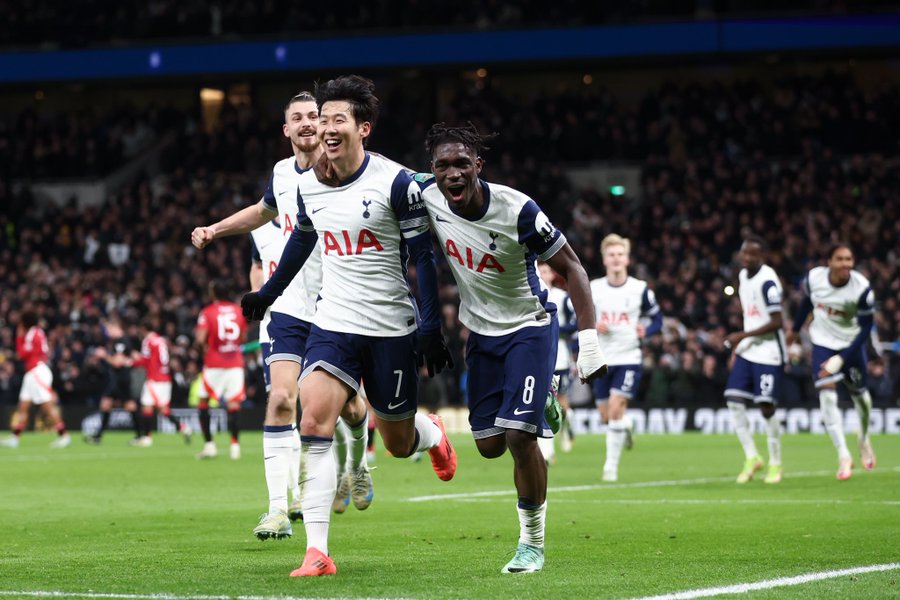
[516,199,566,260]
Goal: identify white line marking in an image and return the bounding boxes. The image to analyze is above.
[550,498,900,506]
[407,466,900,502]
[626,562,900,600]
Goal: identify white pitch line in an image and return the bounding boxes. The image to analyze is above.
[550,498,900,506]
[627,562,900,600]
[407,466,900,502]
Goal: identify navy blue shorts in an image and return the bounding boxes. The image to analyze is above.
[593,364,642,402]
[261,342,272,391]
[465,318,558,439]
[725,355,782,404]
[266,312,312,366]
[812,344,868,392]
[300,325,418,422]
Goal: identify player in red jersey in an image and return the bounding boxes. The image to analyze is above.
[1,310,71,449]
[195,280,248,459]
[130,317,192,447]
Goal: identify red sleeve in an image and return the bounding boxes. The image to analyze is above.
[15,334,26,359]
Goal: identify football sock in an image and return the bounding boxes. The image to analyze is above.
[727,400,759,459]
[263,425,293,514]
[347,413,369,471]
[333,418,349,479]
[300,436,336,554]
[605,419,626,471]
[55,421,68,437]
[289,426,301,502]
[819,389,850,459]
[413,412,442,452]
[850,390,872,440]
[227,409,239,444]
[99,410,110,435]
[766,413,782,466]
[130,409,142,438]
[517,498,547,548]
[199,405,212,443]
[141,409,154,437]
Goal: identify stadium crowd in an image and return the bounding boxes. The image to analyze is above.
[0,70,897,419]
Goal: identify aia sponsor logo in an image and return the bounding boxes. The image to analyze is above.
[444,239,504,273]
[322,229,384,256]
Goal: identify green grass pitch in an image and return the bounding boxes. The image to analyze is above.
[1,430,898,599]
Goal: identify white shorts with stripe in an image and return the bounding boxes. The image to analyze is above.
[199,367,245,405]
[20,363,54,405]
[141,381,172,408]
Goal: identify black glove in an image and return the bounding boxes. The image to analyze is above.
[416,331,454,377]
[241,291,274,321]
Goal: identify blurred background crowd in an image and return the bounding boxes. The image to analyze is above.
[0,2,897,420]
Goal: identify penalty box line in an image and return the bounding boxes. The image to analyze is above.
[627,562,900,600]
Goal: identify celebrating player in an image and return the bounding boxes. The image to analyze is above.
[588,233,662,482]
[417,122,607,574]
[194,280,248,460]
[1,310,71,448]
[723,236,785,484]
[240,75,455,577]
[789,243,877,480]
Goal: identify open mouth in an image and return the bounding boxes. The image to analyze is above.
[446,183,465,202]
[324,138,342,152]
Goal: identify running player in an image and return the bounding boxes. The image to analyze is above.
[1,310,71,448]
[240,75,455,577]
[193,91,373,541]
[195,280,248,460]
[589,233,662,483]
[723,236,785,484]
[417,122,607,574]
[789,243,877,480]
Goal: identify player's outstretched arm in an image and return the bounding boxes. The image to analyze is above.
[192,200,276,249]
[407,232,453,377]
[546,243,608,382]
[241,224,317,321]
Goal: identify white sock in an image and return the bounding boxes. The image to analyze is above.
[333,418,349,479]
[850,389,872,440]
[262,425,294,514]
[347,412,369,471]
[727,400,759,459]
[288,426,301,502]
[413,412,442,452]
[819,389,850,460]
[537,436,555,463]
[300,437,336,554]
[605,419,625,471]
[517,501,547,548]
[766,413,782,466]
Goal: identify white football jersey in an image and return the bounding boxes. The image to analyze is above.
[546,286,571,370]
[294,153,430,336]
[735,264,786,366]
[261,157,322,323]
[249,220,287,344]
[806,266,874,350]
[419,177,567,336]
[589,276,659,365]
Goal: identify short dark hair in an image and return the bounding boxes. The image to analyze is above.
[315,75,379,130]
[425,122,497,158]
[209,280,229,301]
[743,234,767,252]
[827,242,852,260]
[284,91,316,112]
[20,310,38,329]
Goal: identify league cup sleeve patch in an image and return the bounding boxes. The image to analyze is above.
[534,211,557,242]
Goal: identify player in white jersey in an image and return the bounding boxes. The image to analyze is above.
[418,123,607,574]
[192,92,371,541]
[723,236,785,484]
[588,234,662,482]
[788,243,877,480]
[536,262,575,464]
[240,76,455,577]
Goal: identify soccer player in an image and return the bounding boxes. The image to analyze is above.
[86,319,142,444]
[195,280,248,460]
[417,122,608,574]
[193,91,373,541]
[723,236,785,484]
[240,75,455,577]
[788,243,877,480]
[589,233,662,483]
[1,310,71,448]
[536,262,575,464]
[130,317,192,447]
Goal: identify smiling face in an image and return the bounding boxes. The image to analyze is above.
[828,245,854,285]
[431,142,484,216]
[602,243,630,276]
[317,100,369,175]
[283,99,319,154]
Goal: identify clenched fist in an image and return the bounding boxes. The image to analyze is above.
[191,226,216,249]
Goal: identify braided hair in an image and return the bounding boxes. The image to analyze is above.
[425,122,497,157]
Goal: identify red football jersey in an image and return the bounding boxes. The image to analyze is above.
[197,301,247,368]
[17,326,49,372]
[132,332,171,382]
